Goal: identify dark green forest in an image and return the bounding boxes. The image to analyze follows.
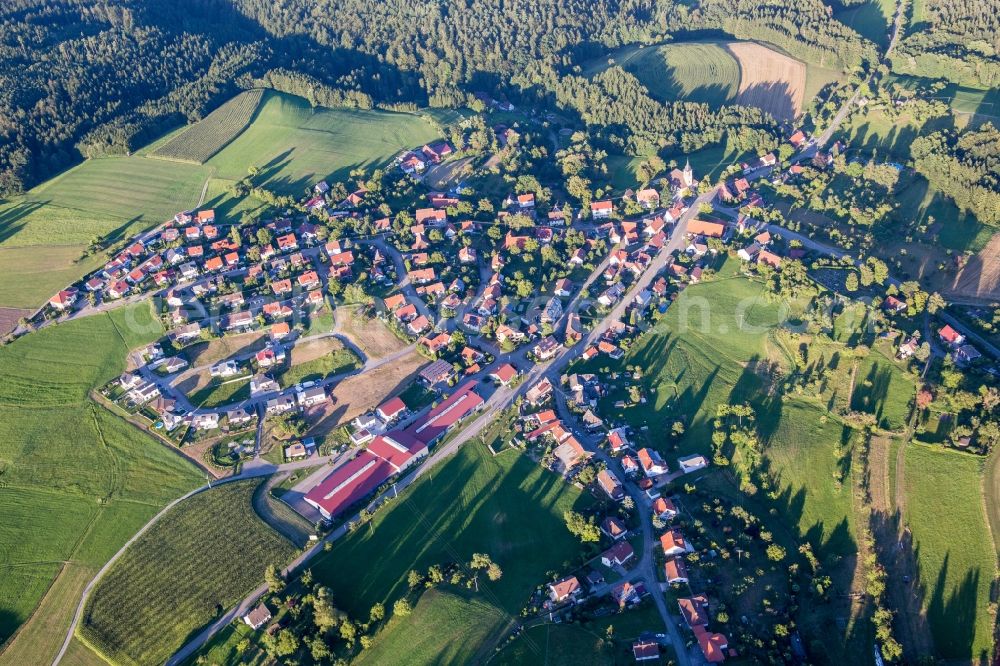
[893,0,1000,87]
[0,0,875,197]
[910,123,1000,225]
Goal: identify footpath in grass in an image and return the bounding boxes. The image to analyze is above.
[0,303,201,655]
[309,442,587,661]
[903,444,995,662]
[80,480,297,666]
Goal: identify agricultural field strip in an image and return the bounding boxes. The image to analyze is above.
[151,90,264,164]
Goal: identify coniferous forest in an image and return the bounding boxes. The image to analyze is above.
[0,0,875,197]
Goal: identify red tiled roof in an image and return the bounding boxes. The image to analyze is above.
[378,396,407,418]
[403,381,483,444]
[304,452,394,519]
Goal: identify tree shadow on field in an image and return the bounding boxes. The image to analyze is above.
[735,81,798,124]
[0,199,47,244]
[851,362,893,428]
[0,609,21,646]
[926,553,984,663]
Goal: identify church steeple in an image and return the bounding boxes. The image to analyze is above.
[683,159,693,186]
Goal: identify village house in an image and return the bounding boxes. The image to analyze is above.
[548,576,582,604]
[525,377,554,406]
[653,496,679,520]
[677,454,709,474]
[633,637,660,662]
[601,516,628,540]
[419,359,455,385]
[609,580,641,608]
[939,324,965,347]
[266,395,297,415]
[490,363,519,386]
[243,603,272,630]
[664,558,689,584]
[597,469,625,501]
[250,374,279,395]
[590,200,613,219]
[49,289,78,311]
[660,528,693,557]
[637,447,669,477]
[297,386,328,407]
[377,396,408,423]
[636,188,660,209]
[192,412,220,430]
[601,541,635,568]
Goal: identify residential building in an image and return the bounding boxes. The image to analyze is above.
[547,576,581,603]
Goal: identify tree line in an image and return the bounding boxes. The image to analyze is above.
[0,0,875,197]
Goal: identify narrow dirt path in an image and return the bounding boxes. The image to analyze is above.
[251,474,312,547]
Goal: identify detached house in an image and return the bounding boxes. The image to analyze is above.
[590,200,613,219]
[660,529,693,557]
[548,576,581,604]
[636,188,660,209]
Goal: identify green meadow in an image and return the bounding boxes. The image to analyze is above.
[595,42,742,107]
[308,442,586,662]
[0,303,201,655]
[354,588,506,666]
[903,445,995,662]
[206,91,441,195]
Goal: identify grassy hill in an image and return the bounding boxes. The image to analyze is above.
[0,303,201,662]
[0,157,207,309]
[206,91,441,195]
[309,442,587,663]
[903,445,995,661]
[80,480,296,666]
[594,42,742,107]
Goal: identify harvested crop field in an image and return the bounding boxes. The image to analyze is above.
[306,350,426,434]
[0,307,30,336]
[947,232,1000,300]
[725,42,807,122]
[587,40,807,121]
[150,89,263,164]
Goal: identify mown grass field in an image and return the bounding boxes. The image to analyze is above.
[580,266,807,453]
[206,91,441,195]
[151,89,264,163]
[187,377,251,408]
[0,303,201,657]
[309,442,587,660]
[0,200,149,309]
[0,155,207,308]
[355,588,506,666]
[606,42,742,107]
[276,347,361,388]
[903,444,995,662]
[24,156,209,224]
[80,480,296,666]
